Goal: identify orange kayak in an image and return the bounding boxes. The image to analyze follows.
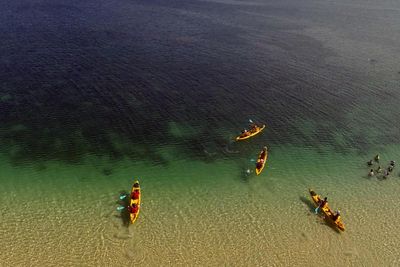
[309,189,345,231]
[236,124,266,141]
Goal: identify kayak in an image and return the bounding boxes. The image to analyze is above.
[130,181,141,224]
[255,147,268,175]
[236,124,266,141]
[309,189,345,231]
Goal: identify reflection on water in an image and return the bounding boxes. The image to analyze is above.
[2,0,400,166]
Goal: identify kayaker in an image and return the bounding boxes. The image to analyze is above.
[368,169,374,176]
[332,210,341,222]
[390,160,395,166]
[241,129,249,137]
[315,197,328,214]
[383,170,389,179]
[374,154,380,162]
[128,203,139,214]
[367,160,373,166]
[133,182,139,188]
[256,158,264,169]
[131,189,140,200]
[388,165,394,172]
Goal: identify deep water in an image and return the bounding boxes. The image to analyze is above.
[1,0,400,166]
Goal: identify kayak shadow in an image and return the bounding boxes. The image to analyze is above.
[299,196,341,234]
[116,190,130,227]
[299,196,315,213]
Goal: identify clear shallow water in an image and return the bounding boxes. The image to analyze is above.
[1,146,400,265]
[1,0,400,265]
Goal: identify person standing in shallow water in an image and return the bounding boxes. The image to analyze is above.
[131,189,140,200]
[388,165,394,173]
[368,169,374,176]
[260,146,267,159]
[374,154,380,162]
[383,170,389,179]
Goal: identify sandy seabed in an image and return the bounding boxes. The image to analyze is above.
[1,146,400,266]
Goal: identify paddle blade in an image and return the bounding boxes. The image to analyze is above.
[117,206,125,211]
[314,207,319,214]
[119,194,127,200]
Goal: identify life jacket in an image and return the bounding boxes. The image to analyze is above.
[132,205,139,213]
[132,190,140,200]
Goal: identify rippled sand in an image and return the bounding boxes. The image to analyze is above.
[1,146,400,266]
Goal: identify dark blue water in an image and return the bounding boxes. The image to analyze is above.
[1,0,399,165]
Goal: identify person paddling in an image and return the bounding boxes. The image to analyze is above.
[256,158,265,169]
[376,166,382,173]
[131,189,140,200]
[332,210,341,222]
[260,146,267,159]
[315,197,328,214]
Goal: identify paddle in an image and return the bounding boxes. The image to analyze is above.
[119,194,127,200]
[314,206,320,214]
[314,198,327,214]
[249,119,254,124]
[117,206,125,211]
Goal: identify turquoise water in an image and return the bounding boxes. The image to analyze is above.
[1,0,400,265]
[1,143,400,265]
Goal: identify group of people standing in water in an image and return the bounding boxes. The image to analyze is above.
[367,154,396,179]
[256,146,268,170]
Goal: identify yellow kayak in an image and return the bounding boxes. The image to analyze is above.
[255,146,268,175]
[236,124,266,141]
[130,181,141,224]
[309,189,345,231]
